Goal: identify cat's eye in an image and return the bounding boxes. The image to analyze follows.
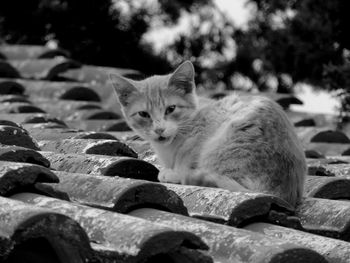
[138,111,150,118]
[165,105,176,115]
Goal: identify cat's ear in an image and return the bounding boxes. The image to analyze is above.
[109,74,138,107]
[169,61,195,94]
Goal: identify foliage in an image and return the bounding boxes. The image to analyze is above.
[0,0,208,74]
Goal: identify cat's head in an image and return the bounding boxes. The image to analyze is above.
[110,61,198,144]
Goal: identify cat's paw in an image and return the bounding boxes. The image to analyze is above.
[158,168,182,184]
[184,170,219,187]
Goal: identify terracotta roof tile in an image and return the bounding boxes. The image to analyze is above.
[296,198,350,240]
[0,61,21,78]
[40,151,159,181]
[245,222,350,263]
[305,175,350,199]
[0,196,92,262]
[0,161,57,195]
[38,138,137,157]
[9,58,81,80]
[0,125,40,150]
[2,44,350,262]
[57,65,142,84]
[0,145,50,167]
[47,171,187,214]
[131,208,327,263]
[0,79,25,94]
[164,184,293,226]
[12,193,209,262]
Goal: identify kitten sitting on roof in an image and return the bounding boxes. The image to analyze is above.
[110,61,306,207]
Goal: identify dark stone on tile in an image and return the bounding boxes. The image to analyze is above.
[294,118,316,127]
[9,58,81,80]
[0,196,91,262]
[305,175,350,199]
[131,208,327,263]
[0,145,50,167]
[38,139,137,158]
[12,193,208,263]
[163,184,294,226]
[0,45,70,60]
[0,79,25,94]
[40,152,159,181]
[0,61,20,78]
[296,198,350,241]
[50,171,187,214]
[0,125,40,150]
[0,161,57,196]
[310,130,350,143]
[245,222,350,263]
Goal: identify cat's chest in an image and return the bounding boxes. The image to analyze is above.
[153,145,177,168]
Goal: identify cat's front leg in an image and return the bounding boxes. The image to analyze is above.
[158,168,183,184]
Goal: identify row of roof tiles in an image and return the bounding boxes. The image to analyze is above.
[0,44,349,263]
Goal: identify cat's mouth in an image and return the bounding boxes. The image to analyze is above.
[157,135,171,143]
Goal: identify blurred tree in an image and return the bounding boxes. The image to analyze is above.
[0,0,209,74]
[165,0,350,123]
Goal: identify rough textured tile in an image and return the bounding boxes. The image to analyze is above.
[296,198,350,241]
[245,222,350,263]
[0,125,40,150]
[40,151,159,181]
[0,145,50,167]
[164,183,294,226]
[38,139,137,158]
[305,175,350,199]
[0,161,57,196]
[131,208,327,263]
[49,171,186,214]
[12,193,209,263]
[0,196,91,262]
[9,58,81,80]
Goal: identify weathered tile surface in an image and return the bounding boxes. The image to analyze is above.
[2,44,350,262]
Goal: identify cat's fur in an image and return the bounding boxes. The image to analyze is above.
[110,61,306,207]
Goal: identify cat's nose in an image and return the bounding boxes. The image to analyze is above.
[154,128,165,135]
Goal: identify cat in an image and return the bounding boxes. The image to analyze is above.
[109,61,306,207]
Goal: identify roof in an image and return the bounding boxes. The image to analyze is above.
[0,44,349,263]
